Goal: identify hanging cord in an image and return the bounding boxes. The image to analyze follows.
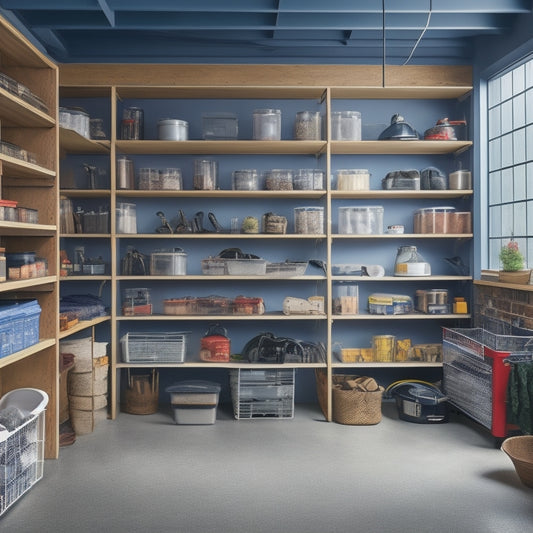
[403,0,432,65]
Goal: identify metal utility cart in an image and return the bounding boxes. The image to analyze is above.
[442,328,533,443]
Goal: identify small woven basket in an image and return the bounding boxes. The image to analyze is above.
[501,436,533,488]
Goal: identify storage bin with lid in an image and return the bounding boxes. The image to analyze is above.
[166,380,221,425]
[6,252,36,280]
[232,169,259,190]
[394,245,431,276]
[338,206,383,234]
[116,156,134,189]
[116,202,137,234]
[264,169,293,191]
[122,106,144,139]
[160,168,183,190]
[336,169,370,191]
[122,288,152,316]
[294,169,325,190]
[413,206,455,234]
[202,112,238,139]
[333,282,359,314]
[331,110,361,140]
[157,118,188,141]
[150,248,187,276]
[253,108,281,140]
[294,206,324,234]
[193,159,218,190]
[294,111,321,140]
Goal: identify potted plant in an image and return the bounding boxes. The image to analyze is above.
[498,240,531,284]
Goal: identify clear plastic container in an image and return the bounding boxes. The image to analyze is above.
[264,169,293,191]
[193,159,218,190]
[0,247,5,282]
[158,118,188,141]
[338,206,383,234]
[150,248,187,276]
[122,106,144,139]
[138,168,161,190]
[294,206,324,234]
[373,335,396,362]
[333,282,359,314]
[331,111,361,140]
[116,156,134,189]
[202,112,238,139]
[413,207,455,234]
[116,202,137,234]
[160,168,183,190]
[336,169,370,191]
[394,245,431,276]
[253,108,281,140]
[294,111,321,140]
[293,169,325,190]
[122,288,152,316]
[232,169,259,190]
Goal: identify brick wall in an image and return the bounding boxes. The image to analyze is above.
[474,284,533,335]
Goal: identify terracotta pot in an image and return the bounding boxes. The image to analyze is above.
[498,269,532,284]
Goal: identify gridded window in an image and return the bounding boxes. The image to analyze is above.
[487,58,533,269]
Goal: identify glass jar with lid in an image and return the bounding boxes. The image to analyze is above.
[394,245,431,276]
[253,109,281,140]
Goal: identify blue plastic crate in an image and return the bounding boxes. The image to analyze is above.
[0,300,41,358]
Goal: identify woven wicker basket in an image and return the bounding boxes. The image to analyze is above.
[501,436,533,488]
[332,386,384,425]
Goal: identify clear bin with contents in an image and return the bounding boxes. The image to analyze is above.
[293,169,325,190]
[333,282,359,314]
[336,169,370,191]
[150,248,187,276]
[265,169,293,191]
[122,288,152,316]
[338,206,383,234]
[116,202,137,234]
[193,159,218,190]
[294,111,321,140]
[294,207,324,234]
[232,169,259,190]
[253,109,281,140]
[331,111,361,140]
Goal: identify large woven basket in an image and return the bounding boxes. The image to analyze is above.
[332,386,384,425]
[501,436,533,488]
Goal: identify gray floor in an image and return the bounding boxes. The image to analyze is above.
[2,402,532,533]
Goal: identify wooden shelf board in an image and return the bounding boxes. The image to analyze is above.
[330,86,472,99]
[332,361,443,368]
[331,275,472,281]
[332,313,470,320]
[117,313,326,321]
[0,221,56,236]
[114,233,326,240]
[115,275,326,281]
[0,276,56,293]
[60,233,110,238]
[60,275,111,281]
[0,88,55,127]
[116,189,326,199]
[59,128,110,154]
[0,154,56,179]
[0,338,56,370]
[116,361,327,369]
[60,189,111,198]
[474,280,533,292]
[115,139,326,155]
[59,316,111,339]
[330,140,472,155]
[332,233,472,239]
[331,190,473,199]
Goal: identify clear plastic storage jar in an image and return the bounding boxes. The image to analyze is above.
[122,106,144,139]
[331,111,362,140]
[338,206,383,234]
[413,206,455,234]
[333,282,359,314]
[160,168,183,190]
[116,156,134,189]
[232,169,259,190]
[193,159,218,190]
[294,206,324,234]
[253,109,281,140]
[158,119,188,141]
[293,169,325,190]
[264,169,293,190]
[294,111,322,140]
[116,202,137,234]
[336,169,370,191]
[138,168,161,190]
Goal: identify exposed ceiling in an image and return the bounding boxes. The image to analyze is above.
[0,0,531,64]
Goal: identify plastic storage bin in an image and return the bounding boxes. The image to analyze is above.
[293,169,325,190]
[166,380,221,425]
[122,288,152,316]
[368,293,413,315]
[331,111,361,140]
[294,207,324,234]
[232,169,259,191]
[150,248,187,276]
[294,111,321,140]
[253,109,281,140]
[120,332,189,363]
[264,169,293,191]
[338,206,383,234]
[193,159,218,190]
[0,388,48,517]
[116,202,137,234]
[0,299,41,357]
[336,169,370,191]
[333,282,359,314]
[202,112,238,140]
[0,199,18,222]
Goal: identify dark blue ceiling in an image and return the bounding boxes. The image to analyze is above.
[0,0,531,64]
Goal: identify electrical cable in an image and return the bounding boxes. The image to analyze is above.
[403,0,432,65]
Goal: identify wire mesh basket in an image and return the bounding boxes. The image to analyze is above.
[120,332,189,363]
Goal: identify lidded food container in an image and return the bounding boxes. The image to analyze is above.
[122,106,144,140]
[413,206,455,234]
[338,206,383,234]
[193,159,218,190]
[331,111,361,140]
[202,112,238,140]
[264,169,293,191]
[150,248,187,276]
[294,206,324,234]
[336,169,370,191]
[253,108,281,140]
[116,156,135,189]
[232,169,259,191]
[116,202,137,234]
[448,170,472,190]
[394,245,431,276]
[160,168,183,190]
[166,380,222,425]
[158,118,188,141]
[415,289,449,314]
[293,169,325,190]
[138,168,161,190]
[373,335,396,362]
[122,288,152,316]
[200,325,230,363]
[333,282,359,315]
[294,111,322,140]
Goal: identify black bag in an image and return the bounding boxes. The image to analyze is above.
[121,247,149,275]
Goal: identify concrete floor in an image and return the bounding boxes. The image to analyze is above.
[1,402,532,533]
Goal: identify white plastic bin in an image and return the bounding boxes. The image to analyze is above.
[166,381,221,425]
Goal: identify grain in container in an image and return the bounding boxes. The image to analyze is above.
[157,118,188,141]
[160,168,183,190]
[264,169,293,191]
[150,248,187,276]
[193,159,218,190]
[331,111,361,140]
[294,111,322,140]
[253,108,281,140]
[293,169,325,190]
[138,168,160,190]
[336,169,370,191]
[413,206,455,234]
[338,206,383,234]
[232,169,259,190]
[294,206,324,234]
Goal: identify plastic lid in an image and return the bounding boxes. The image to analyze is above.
[253,108,281,114]
[336,169,370,174]
[166,380,221,393]
[414,206,455,213]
